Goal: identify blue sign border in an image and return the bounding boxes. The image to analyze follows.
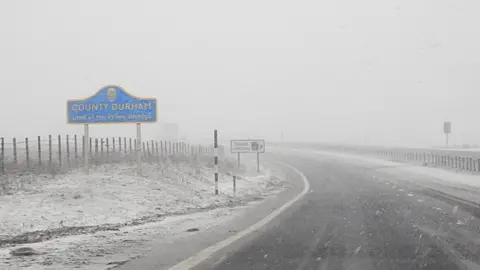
[67,85,158,124]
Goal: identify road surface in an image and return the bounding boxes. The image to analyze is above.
[194,150,480,270]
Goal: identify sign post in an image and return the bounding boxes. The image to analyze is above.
[214,130,219,195]
[230,139,265,173]
[67,85,157,175]
[444,122,451,148]
[257,152,260,173]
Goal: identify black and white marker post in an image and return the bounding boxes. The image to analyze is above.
[214,130,219,195]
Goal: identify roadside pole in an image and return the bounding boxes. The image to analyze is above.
[445,133,449,148]
[136,123,142,174]
[237,153,241,167]
[214,130,219,195]
[84,124,89,175]
[257,152,260,173]
[233,175,236,196]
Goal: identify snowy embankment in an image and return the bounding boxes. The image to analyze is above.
[0,160,287,269]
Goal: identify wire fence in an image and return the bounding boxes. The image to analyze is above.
[0,135,222,175]
[320,145,480,173]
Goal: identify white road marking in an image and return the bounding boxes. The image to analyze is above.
[169,161,311,270]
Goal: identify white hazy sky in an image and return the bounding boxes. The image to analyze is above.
[1,0,479,146]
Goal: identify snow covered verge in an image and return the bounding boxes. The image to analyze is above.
[0,160,288,269]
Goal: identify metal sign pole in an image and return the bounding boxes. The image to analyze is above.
[237,153,241,167]
[84,124,89,175]
[445,133,449,148]
[137,123,142,174]
[257,152,260,173]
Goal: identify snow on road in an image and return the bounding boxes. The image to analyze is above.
[0,161,287,269]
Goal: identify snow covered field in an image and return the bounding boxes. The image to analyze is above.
[0,160,288,269]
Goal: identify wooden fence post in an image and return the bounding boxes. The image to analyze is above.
[142,142,146,161]
[66,135,70,167]
[58,135,62,169]
[106,138,109,155]
[49,135,52,170]
[101,138,104,156]
[74,135,78,162]
[82,135,85,161]
[89,138,93,155]
[124,137,127,154]
[112,137,116,153]
[0,137,4,173]
[13,138,17,165]
[118,137,122,153]
[151,140,155,161]
[25,138,30,168]
[38,136,42,166]
[95,139,99,158]
[129,138,132,154]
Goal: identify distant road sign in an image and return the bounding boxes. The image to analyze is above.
[444,122,451,134]
[67,86,157,124]
[231,140,266,153]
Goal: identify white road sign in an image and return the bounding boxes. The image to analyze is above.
[231,140,265,153]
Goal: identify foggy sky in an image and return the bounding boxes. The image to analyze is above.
[1,0,479,147]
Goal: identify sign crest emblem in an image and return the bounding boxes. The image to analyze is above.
[107,88,117,102]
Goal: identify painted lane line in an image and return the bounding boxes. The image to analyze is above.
[169,161,311,270]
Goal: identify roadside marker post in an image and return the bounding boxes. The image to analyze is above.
[214,130,219,195]
[233,175,236,196]
[257,152,260,173]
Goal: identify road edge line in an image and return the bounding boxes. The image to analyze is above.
[169,160,311,270]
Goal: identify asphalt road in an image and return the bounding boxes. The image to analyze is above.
[196,151,480,270]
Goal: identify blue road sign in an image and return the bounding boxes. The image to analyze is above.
[67,86,157,124]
